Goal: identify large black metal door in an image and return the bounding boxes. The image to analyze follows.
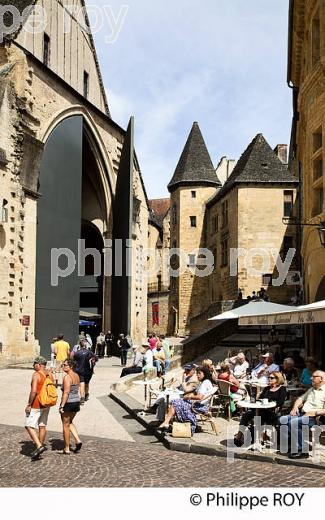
[35,116,83,355]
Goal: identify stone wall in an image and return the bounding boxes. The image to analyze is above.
[147,291,169,336]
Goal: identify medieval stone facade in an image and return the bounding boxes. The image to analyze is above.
[288,0,325,362]
[0,1,148,365]
[147,124,299,338]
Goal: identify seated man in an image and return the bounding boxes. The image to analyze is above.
[251,352,279,385]
[229,352,249,380]
[281,357,299,384]
[279,370,325,459]
[120,345,144,378]
[152,342,166,376]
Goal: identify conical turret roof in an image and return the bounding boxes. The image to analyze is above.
[168,122,221,192]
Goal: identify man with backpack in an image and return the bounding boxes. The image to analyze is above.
[74,342,98,404]
[25,356,56,461]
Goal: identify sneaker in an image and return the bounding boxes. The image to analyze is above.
[80,397,85,406]
[85,394,89,401]
[31,445,46,460]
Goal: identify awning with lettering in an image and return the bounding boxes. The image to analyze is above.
[238,300,325,326]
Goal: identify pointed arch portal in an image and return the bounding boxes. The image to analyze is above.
[35,116,108,355]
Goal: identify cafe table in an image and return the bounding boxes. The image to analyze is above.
[236,399,277,452]
[132,378,161,409]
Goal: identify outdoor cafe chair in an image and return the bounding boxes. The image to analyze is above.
[214,379,233,421]
[191,387,219,436]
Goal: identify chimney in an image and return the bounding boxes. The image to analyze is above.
[274,144,288,164]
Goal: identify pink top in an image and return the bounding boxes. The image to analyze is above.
[148,337,158,350]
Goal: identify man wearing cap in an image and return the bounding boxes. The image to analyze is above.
[251,353,279,385]
[120,345,144,377]
[25,356,54,460]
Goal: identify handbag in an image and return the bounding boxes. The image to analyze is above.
[171,421,192,438]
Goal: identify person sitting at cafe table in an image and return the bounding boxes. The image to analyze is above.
[157,366,213,434]
[149,363,199,419]
[279,370,325,459]
[201,359,219,383]
[218,362,244,413]
[229,352,249,380]
[251,352,279,385]
[234,371,287,447]
[281,357,299,384]
[300,357,318,388]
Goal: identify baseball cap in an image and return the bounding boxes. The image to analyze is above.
[33,356,47,366]
[261,352,270,358]
[183,363,195,371]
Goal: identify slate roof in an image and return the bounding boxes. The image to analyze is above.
[168,122,221,192]
[206,133,298,207]
[149,198,170,228]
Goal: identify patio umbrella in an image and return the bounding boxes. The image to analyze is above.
[238,299,325,326]
[209,301,297,346]
[209,301,296,322]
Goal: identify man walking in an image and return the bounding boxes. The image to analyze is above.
[74,341,98,404]
[96,332,106,358]
[25,356,53,460]
[105,330,114,357]
[54,334,70,386]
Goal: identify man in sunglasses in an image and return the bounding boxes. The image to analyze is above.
[25,356,54,461]
[279,370,325,459]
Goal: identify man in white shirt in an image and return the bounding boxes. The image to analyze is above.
[251,352,279,385]
[229,353,249,379]
[280,370,325,459]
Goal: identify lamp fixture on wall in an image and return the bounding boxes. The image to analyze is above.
[283,217,325,248]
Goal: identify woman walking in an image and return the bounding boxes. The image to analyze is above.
[59,359,82,454]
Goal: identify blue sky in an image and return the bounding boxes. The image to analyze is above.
[87,0,292,199]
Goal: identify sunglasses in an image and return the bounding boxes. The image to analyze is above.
[269,376,276,380]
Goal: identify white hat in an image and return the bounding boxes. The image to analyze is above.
[262,352,270,357]
[132,344,138,349]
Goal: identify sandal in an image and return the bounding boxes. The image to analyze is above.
[74,442,82,453]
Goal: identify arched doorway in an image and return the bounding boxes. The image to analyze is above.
[35,116,111,355]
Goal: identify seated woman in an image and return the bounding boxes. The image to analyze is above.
[202,359,219,383]
[218,362,244,413]
[300,357,318,388]
[233,371,286,447]
[157,366,213,434]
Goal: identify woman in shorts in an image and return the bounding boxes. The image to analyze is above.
[59,358,82,454]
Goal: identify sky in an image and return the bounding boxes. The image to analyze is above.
[86,0,292,199]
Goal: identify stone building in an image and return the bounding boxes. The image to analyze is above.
[0,1,148,365]
[206,134,299,308]
[153,123,299,337]
[288,0,325,363]
[167,122,221,336]
[147,199,170,336]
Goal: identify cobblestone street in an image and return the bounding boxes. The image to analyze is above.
[1,423,325,487]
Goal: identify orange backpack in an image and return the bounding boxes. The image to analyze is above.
[38,372,58,407]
